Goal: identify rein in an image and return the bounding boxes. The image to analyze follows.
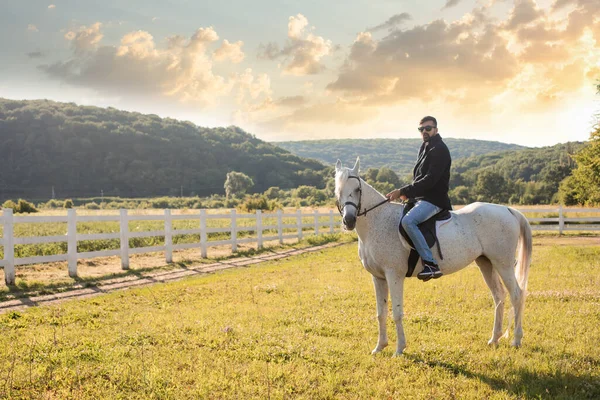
[336,175,390,217]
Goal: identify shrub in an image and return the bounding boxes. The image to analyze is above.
[17,199,38,213]
[2,200,17,210]
[63,199,74,209]
[84,202,100,210]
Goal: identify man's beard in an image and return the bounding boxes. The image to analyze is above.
[422,133,431,142]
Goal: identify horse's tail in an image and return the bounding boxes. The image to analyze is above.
[508,207,533,293]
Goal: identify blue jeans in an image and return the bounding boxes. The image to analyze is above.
[401,200,442,264]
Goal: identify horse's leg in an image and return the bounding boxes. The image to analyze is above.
[371,276,389,354]
[385,270,406,356]
[493,259,524,347]
[476,256,506,346]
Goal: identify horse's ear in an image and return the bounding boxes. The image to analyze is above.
[352,156,360,174]
[335,159,342,171]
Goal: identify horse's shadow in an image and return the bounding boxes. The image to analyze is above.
[403,352,600,399]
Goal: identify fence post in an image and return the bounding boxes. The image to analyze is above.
[256,210,263,249]
[558,205,564,235]
[120,209,130,270]
[231,209,237,253]
[314,209,319,235]
[67,209,78,277]
[277,209,283,244]
[164,209,173,263]
[297,209,303,241]
[329,210,334,233]
[2,209,15,286]
[200,209,207,258]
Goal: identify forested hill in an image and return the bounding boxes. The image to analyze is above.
[275,138,526,177]
[0,98,328,200]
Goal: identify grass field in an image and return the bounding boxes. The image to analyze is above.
[0,235,598,399]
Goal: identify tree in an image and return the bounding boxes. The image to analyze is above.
[558,83,600,205]
[474,170,508,203]
[559,128,600,205]
[224,171,254,199]
[375,167,401,186]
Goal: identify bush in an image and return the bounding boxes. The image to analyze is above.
[241,196,269,212]
[17,199,38,213]
[264,187,282,199]
[2,200,17,210]
[45,199,63,208]
[64,199,74,209]
[84,202,100,210]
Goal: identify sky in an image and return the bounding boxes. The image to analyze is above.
[2,0,600,147]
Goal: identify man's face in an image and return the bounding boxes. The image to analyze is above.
[418,121,437,142]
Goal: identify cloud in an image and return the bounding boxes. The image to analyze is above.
[27,24,38,32]
[323,1,600,112]
[27,51,44,58]
[504,0,543,30]
[213,39,245,63]
[276,95,307,107]
[258,14,332,75]
[48,4,55,9]
[64,22,104,53]
[367,13,412,32]
[40,24,270,108]
[443,0,462,9]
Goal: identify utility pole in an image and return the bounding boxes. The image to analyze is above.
[101,189,104,203]
[180,185,183,198]
[52,186,55,199]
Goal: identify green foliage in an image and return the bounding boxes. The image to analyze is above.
[17,199,38,213]
[63,199,74,209]
[224,171,254,199]
[559,128,600,206]
[240,195,278,212]
[84,202,100,210]
[2,200,17,210]
[0,98,329,200]
[264,186,282,199]
[1,199,39,213]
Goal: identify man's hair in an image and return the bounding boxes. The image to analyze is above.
[420,116,437,127]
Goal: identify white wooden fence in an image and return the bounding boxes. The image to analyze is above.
[0,208,341,285]
[0,206,599,286]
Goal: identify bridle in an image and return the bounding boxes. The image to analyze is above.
[336,175,390,217]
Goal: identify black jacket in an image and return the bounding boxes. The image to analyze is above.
[399,134,452,210]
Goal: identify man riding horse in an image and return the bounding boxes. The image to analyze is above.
[386,116,452,282]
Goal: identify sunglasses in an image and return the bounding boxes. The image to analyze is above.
[418,126,436,132]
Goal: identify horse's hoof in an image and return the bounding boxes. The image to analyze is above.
[511,340,521,348]
[487,338,499,347]
[371,344,388,354]
[393,351,404,357]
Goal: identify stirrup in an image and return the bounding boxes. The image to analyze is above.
[417,262,443,281]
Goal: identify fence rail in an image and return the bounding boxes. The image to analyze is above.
[0,206,599,286]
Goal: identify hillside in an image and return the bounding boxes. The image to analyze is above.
[275,138,526,177]
[0,98,328,200]
[452,142,583,182]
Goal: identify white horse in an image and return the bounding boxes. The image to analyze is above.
[335,158,532,356]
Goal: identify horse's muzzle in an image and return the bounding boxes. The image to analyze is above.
[343,213,356,230]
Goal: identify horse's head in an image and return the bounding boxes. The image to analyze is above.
[334,157,361,230]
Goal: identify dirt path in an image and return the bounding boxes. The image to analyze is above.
[0,242,345,314]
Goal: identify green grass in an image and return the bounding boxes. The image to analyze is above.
[0,239,599,399]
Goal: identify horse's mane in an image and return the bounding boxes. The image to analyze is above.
[334,168,350,199]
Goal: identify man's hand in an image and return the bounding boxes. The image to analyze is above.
[386,189,405,201]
